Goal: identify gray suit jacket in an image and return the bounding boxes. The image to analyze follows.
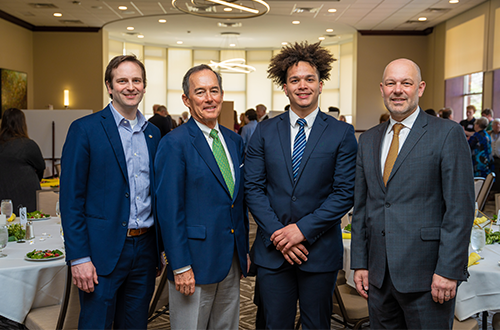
[351,109,474,293]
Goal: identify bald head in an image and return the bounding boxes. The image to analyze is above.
[382,59,422,83]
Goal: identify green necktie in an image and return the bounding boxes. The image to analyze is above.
[210,129,234,198]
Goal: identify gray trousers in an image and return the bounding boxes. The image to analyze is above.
[168,253,240,330]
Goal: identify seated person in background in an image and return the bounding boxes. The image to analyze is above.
[482,108,494,131]
[0,108,45,212]
[241,108,258,152]
[460,105,476,138]
[425,108,437,116]
[469,116,494,177]
[440,107,453,120]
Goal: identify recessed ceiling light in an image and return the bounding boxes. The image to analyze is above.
[328,8,337,13]
[53,12,62,17]
[326,28,333,33]
[449,0,459,3]
[319,36,326,40]
[229,43,236,47]
[158,19,166,23]
[224,7,232,11]
[138,34,144,38]
[127,26,134,30]
[292,20,300,25]
[177,41,183,44]
[118,6,127,10]
[282,42,288,45]
[418,17,427,21]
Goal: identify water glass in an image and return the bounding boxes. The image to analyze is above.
[55,200,60,218]
[471,227,486,253]
[1,199,12,218]
[0,226,8,257]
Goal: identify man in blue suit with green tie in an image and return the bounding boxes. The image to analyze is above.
[60,55,161,329]
[155,64,248,329]
[245,42,358,329]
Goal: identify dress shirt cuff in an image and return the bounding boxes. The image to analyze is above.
[173,265,191,275]
[71,256,91,266]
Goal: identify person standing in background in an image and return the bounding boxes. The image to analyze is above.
[460,105,476,138]
[256,104,268,122]
[148,105,172,137]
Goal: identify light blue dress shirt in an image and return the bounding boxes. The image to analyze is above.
[241,120,258,152]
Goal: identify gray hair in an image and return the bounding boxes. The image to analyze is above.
[182,64,222,97]
[476,117,489,130]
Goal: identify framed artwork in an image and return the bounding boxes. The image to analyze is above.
[0,68,28,119]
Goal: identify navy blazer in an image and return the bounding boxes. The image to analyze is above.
[60,106,161,276]
[155,118,249,285]
[351,110,475,293]
[245,111,358,272]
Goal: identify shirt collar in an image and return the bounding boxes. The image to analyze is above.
[387,107,420,132]
[109,102,147,131]
[194,118,220,138]
[289,107,320,128]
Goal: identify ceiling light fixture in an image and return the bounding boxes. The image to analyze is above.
[326,28,333,32]
[127,26,134,30]
[229,43,236,47]
[159,19,167,23]
[224,7,232,12]
[138,34,144,38]
[118,6,127,10]
[318,36,325,40]
[328,8,337,13]
[418,17,427,21]
[449,0,459,3]
[177,41,183,44]
[292,20,300,25]
[172,0,269,19]
[282,42,288,45]
[53,12,62,17]
[210,59,256,74]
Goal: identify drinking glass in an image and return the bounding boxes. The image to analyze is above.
[0,226,8,257]
[471,227,486,253]
[1,199,12,218]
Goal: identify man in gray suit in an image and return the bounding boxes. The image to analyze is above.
[351,58,474,329]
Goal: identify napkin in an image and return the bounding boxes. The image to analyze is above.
[468,252,481,267]
[342,232,351,239]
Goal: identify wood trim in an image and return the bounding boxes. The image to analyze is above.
[0,10,34,30]
[358,28,433,36]
[0,10,100,32]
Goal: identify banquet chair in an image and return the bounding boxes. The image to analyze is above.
[148,261,169,322]
[331,271,370,330]
[476,172,495,211]
[452,316,478,330]
[24,266,80,330]
[474,177,485,200]
[36,190,59,216]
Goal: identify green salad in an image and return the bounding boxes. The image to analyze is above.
[26,249,64,259]
[27,211,50,219]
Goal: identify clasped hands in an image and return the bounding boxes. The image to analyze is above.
[270,224,309,265]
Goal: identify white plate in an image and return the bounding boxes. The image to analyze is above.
[24,254,64,262]
[28,216,51,221]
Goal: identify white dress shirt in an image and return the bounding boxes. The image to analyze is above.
[380,108,420,175]
[289,108,319,156]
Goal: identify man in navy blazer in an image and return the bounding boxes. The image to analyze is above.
[60,55,161,329]
[351,59,474,328]
[155,64,248,329]
[245,42,358,329]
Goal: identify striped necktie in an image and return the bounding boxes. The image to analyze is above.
[383,123,404,186]
[210,129,234,198]
[292,118,307,180]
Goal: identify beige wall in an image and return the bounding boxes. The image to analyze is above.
[355,34,429,130]
[0,19,34,109]
[33,31,103,112]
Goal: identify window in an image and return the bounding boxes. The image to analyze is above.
[463,72,483,118]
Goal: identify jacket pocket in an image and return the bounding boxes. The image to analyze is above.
[187,225,206,240]
[420,227,441,241]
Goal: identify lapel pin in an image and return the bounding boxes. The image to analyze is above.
[149,135,152,138]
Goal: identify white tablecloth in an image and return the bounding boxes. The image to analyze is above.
[0,218,66,323]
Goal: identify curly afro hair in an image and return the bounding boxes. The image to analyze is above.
[267,41,336,87]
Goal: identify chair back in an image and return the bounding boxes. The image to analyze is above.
[474,177,485,200]
[36,190,59,216]
[58,267,80,329]
[476,172,495,211]
[148,266,169,321]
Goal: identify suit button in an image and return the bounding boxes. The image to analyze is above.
[231,204,234,208]
[292,196,297,202]
[231,229,234,234]
[385,203,390,208]
[125,193,129,198]
[122,222,127,227]
[381,230,385,236]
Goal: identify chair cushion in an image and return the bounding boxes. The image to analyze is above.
[333,284,369,320]
[25,304,60,330]
[453,317,478,330]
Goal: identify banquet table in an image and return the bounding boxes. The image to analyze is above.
[0,217,66,324]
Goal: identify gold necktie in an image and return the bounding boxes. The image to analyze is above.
[383,123,404,186]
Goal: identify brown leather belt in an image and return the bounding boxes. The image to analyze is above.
[126,227,151,237]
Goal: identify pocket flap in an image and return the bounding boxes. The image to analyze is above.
[187,225,206,239]
[420,227,441,241]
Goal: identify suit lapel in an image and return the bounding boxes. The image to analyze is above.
[188,119,232,198]
[375,121,389,191]
[294,111,328,183]
[221,127,240,201]
[277,114,294,184]
[387,110,427,185]
[143,124,156,179]
[100,107,128,184]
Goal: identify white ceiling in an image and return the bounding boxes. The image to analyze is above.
[0,0,487,49]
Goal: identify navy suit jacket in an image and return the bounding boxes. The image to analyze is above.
[60,105,161,276]
[351,110,474,293]
[245,111,358,272]
[155,118,248,285]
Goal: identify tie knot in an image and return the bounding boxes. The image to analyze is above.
[297,118,306,128]
[210,129,219,139]
[393,123,404,135]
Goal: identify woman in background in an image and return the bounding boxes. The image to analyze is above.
[469,116,494,177]
[0,108,45,212]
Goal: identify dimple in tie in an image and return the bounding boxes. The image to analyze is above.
[292,118,307,180]
[210,129,234,198]
[383,123,404,186]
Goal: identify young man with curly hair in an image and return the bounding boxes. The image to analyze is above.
[244,42,358,329]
